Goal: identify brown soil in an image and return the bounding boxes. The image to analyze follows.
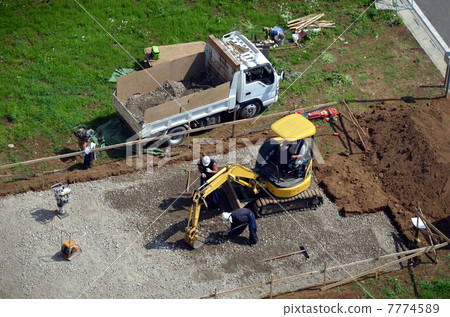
[315,96,450,246]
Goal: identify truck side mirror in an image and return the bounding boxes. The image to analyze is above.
[279,71,285,82]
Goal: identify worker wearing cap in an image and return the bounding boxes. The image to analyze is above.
[197,154,220,210]
[222,208,258,246]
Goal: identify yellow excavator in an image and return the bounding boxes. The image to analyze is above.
[185,114,323,248]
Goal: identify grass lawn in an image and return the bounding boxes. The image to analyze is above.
[0,0,443,170]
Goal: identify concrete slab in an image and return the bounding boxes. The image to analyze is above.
[375,0,394,11]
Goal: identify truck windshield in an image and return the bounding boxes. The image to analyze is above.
[245,64,275,85]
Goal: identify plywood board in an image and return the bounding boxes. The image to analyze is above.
[182,82,230,111]
[116,63,170,102]
[116,53,205,102]
[208,35,240,72]
[144,41,206,66]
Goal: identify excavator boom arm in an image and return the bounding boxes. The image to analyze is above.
[184,164,260,248]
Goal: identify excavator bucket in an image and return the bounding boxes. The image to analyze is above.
[184,230,206,249]
[193,236,206,249]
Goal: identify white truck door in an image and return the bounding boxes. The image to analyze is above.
[241,64,277,106]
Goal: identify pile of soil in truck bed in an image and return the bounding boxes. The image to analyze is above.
[125,70,224,122]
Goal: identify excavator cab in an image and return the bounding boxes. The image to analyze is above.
[255,114,316,198]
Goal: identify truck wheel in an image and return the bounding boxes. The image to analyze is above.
[165,126,187,146]
[238,101,261,119]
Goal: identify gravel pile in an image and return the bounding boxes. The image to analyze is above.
[0,146,406,298]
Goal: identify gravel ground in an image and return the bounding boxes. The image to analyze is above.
[0,146,406,299]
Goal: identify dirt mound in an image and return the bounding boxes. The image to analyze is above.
[366,101,450,217]
[315,97,450,245]
[364,99,450,241]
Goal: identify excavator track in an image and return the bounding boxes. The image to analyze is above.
[251,188,323,218]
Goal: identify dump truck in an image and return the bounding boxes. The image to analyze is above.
[112,31,283,145]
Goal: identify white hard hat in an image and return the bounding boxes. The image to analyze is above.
[221,212,232,222]
[202,156,211,166]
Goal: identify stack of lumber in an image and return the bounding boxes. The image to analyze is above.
[287,13,335,31]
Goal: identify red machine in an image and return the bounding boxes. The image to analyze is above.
[297,108,339,122]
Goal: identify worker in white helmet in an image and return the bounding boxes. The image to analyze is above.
[197,153,220,210]
[222,208,258,246]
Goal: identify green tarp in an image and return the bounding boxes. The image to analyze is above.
[108,68,137,83]
[96,119,165,155]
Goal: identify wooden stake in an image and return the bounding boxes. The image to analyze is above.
[376,248,382,278]
[187,122,191,150]
[137,132,142,158]
[416,205,439,263]
[270,274,274,299]
[186,161,192,192]
[214,288,217,299]
[323,262,327,287]
[231,106,237,138]
[33,152,37,177]
[415,208,450,243]
[340,101,369,152]
[258,249,307,263]
[416,205,439,244]
[321,242,448,291]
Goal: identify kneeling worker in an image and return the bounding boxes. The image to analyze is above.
[222,208,258,246]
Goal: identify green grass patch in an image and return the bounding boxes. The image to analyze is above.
[321,52,337,63]
[418,277,450,299]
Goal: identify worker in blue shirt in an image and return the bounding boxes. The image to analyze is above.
[270,26,286,46]
[222,208,258,246]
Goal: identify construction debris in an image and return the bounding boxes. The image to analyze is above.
[287,13,335,33]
